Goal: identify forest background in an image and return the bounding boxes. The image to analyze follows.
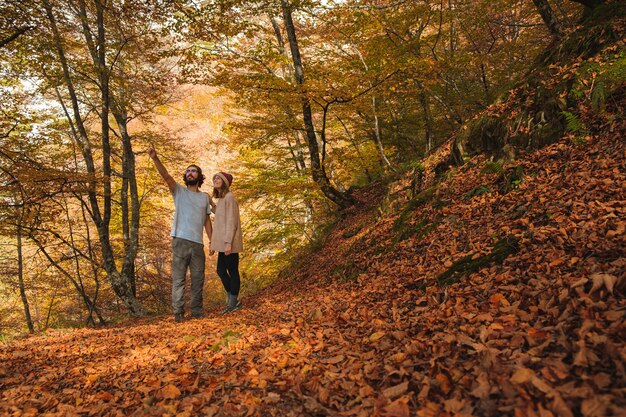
[0,0,611,335]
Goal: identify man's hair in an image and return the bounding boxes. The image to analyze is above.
[183,165,205,188]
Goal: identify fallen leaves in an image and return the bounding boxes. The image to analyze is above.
[2,88,625,417]
[369,331,386,342]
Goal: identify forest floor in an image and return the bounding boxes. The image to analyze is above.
[1,95,624,417]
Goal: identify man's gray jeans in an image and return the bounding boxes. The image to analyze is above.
[171,237,205,316]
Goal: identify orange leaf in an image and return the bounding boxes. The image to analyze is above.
[382,396,410,417]
[97,391,114,401]
[161,384,181,399]
[323,354,345,364]
[530,376,553,393]
[382,381,409,400]
[550,393,574,417]
[369,331,386,342]
[177,364,195,375]
[511,367,534,384]
[435,373,452,394]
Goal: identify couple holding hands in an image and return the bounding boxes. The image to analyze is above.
[148,146,243,322]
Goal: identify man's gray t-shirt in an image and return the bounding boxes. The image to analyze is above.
[171,183,212,244]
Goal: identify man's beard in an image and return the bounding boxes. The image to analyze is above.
[185,177,199,186]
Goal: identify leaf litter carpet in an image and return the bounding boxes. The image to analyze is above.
[1,127,624,416]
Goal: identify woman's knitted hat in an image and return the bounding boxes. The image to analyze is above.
[214,172,233,188]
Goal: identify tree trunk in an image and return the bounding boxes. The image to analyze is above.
[44,0,147,316]
[533,0,564,38]
[419,90,434,153]
[370,95,394,171]
[270,15,307,172]
[17,221,35,333]
[93,0,146,315]
[114,112,141,299]
[281,0,353,208]
[350,45,393,171]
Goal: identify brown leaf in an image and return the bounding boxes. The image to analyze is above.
[581,396,609,417]
[443,397,467,413]
[177,363,195,374]
[323,354,345,365]
[382,396,410,417]
[97,391,114,401]
[382,381,409,400]
[550,393,574,417]
[435,373,452,394]
[530,375,553,393]
[489,293,510,306]
[589,273,617,295]
[511,367,535,384]
[416,401,440,417]
[591,372,611,389]
[604,309,624,321]
[161,384,181,399]
[307,308,323,322]
[369,331,386,342]
[470,372,491,399]
[573,340,589,367]
[264,392,280,404]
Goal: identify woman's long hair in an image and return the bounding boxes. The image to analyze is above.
[212,176,229,199]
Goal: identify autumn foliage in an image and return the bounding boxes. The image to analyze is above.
[1,1,625,416]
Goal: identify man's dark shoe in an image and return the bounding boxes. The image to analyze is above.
[174,313,184,323]
[191,313,204,319]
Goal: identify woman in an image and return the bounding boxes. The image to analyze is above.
[210,172,243,313]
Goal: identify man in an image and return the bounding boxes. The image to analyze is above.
[148,146,213,322]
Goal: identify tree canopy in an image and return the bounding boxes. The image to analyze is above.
[0,0,609,331]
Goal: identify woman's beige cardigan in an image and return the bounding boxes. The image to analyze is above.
[210,192,243,253]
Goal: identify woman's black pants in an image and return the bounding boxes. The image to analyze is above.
[217,252,240,296]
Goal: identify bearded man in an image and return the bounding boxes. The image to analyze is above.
[148,146,213,322]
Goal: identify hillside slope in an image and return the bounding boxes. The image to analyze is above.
[1,8,625,417]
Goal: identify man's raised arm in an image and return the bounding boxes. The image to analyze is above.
[148,146,177,194]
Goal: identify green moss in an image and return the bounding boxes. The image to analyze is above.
[465,185,492,199]
[432,198,452,209]
[507,203,531,220]
[211,330,241,351]
[437,235,520,286]
[393,186,438,231]
[463,116,508,156]
[332,260,362,282]
[497,166,524,194]
[395,217,441,243]
[482,161,504,174]
[372,244,394,256]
